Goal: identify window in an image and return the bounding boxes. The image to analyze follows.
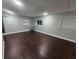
[37,20,42,25]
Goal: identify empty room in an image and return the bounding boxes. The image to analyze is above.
[2,0,76,59]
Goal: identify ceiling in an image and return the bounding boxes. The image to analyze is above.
[2,0,76,17]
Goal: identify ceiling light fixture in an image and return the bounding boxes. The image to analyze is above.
[3,9,15,15]
[14,0,23,6]
[43,12,48,16]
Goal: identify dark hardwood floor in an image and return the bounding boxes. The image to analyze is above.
[3,31,76,59]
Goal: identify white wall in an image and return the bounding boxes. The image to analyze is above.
[3,12,34,33]
[34,11,76,42]
[2,11,76,42]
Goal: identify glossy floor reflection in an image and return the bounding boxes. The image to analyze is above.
[3,31,76,59]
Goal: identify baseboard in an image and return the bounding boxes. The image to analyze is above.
[3,30,76,43]
[35,30,76,43]
[2,30,30,36]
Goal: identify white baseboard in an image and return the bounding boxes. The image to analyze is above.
[3,30,76,43]
[35,30,76,43]
[2,30,29,36]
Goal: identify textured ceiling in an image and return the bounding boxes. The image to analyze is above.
[2,0,76,17]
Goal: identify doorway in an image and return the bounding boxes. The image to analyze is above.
[2,18,5,33]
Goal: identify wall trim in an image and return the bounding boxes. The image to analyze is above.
[2,30,29,36]
[35,30,76,43]
[3,30,76,43]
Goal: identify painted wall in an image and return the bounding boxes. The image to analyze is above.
[2,12,34,33]
[34,11,76,42]
[2,11,76,42]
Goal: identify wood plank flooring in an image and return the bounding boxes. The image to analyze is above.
[3,31,76,59]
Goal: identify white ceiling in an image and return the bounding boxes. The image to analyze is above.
[2,0,76,17]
